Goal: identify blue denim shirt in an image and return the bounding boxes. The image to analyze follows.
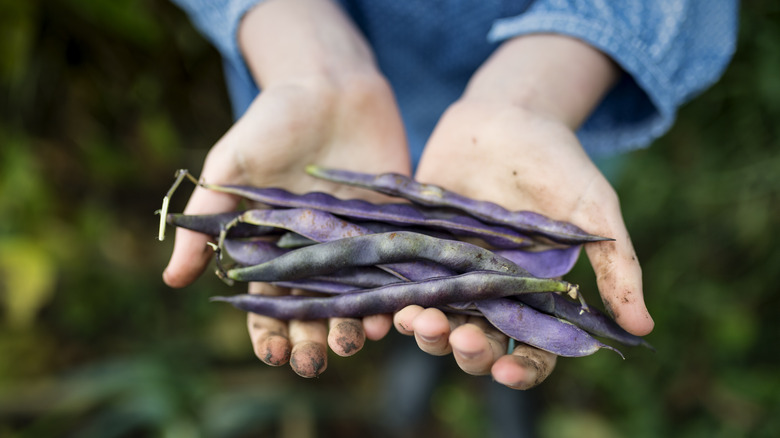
[172,0,738,166]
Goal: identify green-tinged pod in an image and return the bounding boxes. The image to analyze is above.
[212,270,574,320]
[226,211,454,281]
[277,232,317,249]
[226,231,528,283]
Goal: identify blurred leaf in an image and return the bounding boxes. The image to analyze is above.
[140,111,180,162]
[62,0,162,48]
[0,133,52,231]
[540,409,621,438]
[0,237,56,329]
[431,382,488,438]
[0,1,36,87]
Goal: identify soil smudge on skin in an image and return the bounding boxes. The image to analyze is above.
[258,334,291,366]
[334,320,364,355]
[602,299,618,321]
[290,342,326,377]
[509,346,555,389]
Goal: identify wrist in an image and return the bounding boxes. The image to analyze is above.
[462,34,619,129]
[238,0,379,89]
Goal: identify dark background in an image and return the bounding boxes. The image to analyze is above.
[1,1,778,437]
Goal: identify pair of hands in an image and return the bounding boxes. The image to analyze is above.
[163,0,653,390]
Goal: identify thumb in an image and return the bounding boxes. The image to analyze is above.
[162,185,240,288]
[575,186,654,336]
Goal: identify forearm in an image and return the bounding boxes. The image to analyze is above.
[238,0,378,88]
[463,34,619,130]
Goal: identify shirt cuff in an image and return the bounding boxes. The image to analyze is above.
[172,0,265,118]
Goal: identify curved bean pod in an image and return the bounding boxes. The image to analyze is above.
[495,246,581,279]
[276,223,455,250]
[473,298,623,358]
[516,294,654,350]
[305,166,611,244]
[233,208,367,243]
[198,183,532,248]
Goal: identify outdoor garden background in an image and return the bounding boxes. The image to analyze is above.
[1,1,778,437]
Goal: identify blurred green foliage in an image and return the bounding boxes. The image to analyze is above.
[0,0,778,437]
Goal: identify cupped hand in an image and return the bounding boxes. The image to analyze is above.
[395,98,652,389]
[163,73,410,377]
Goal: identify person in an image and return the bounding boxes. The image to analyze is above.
[163,0,738,389]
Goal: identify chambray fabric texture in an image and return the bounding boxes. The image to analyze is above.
[171,0,738,167]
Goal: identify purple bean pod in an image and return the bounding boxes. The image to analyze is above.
[223,238,289,266]
[276,232,317,249]
[224,238,403,289]
[213,270,573,320]
[305,166,612,245]
[309,267,404,288]
[167,212,276,237]
[198,183,533,248]
[515,294,654,350]
[276,223,455,249]
[234,208,367,243]
[226,231,529,283]
[494,246,581,279]
[272,280,361,295]
[227,210,454,281]
[473,298,623,358]
[222,233,647,349]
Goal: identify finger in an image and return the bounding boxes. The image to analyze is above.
[247,282,291,366]
[586,237,653,335]
[362,313,393,341]
[328,317,365,357]
[289,320,328,378]
[449,318,508,376]
[288,288,329,378]
[393,305,424,335]
[491,344,557,390]
[162,186,239,288]
[575,186,654,336]
[411,307,465,356]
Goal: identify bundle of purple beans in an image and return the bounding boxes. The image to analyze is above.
[159,166,653,359]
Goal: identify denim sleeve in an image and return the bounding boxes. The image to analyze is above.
[487,1,739,156]
[170,0,264,118]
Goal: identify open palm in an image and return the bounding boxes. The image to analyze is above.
[164,75,411,377]
[396,99,651,388]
